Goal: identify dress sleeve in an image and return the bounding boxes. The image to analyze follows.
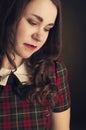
[49,61,71,112]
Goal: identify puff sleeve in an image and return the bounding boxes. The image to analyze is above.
[49,61,71,112]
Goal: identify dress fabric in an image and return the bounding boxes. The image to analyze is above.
[0,61,71,130]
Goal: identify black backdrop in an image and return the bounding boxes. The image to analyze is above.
[61,0,86,130]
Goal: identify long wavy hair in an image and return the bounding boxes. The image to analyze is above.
[0,0,62,106]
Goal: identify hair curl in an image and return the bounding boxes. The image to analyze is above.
[0,0,62,107]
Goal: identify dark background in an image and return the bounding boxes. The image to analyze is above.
[61,0,86,130]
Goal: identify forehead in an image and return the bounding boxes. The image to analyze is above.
[24,0,57,23]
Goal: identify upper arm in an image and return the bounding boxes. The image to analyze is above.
[51,108,71,130]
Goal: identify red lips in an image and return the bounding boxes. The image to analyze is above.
[24,43,37,50]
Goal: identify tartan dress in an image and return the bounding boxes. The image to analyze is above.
[0,61,71,130]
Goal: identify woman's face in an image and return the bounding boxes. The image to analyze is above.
[14,0,57,62]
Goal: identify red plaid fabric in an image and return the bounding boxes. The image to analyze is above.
[0,61,71,130]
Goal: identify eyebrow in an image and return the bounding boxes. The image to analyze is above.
[32,14,55,27]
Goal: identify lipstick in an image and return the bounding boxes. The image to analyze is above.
[24,43,37,50]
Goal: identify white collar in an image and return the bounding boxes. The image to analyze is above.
[0,63,29,86]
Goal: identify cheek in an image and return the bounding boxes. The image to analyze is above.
[43,33,49,44]
[17,26,27,39]
[39,34,49,49]
[16,19,29,39]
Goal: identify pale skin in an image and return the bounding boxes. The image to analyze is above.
[2,0,70,129]
[52,108,70,130]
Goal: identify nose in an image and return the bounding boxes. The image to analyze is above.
[31,31,43,42]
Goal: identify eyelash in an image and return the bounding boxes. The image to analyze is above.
[27,19,37,26]
[44,28,51,32]
[27,19,51,32]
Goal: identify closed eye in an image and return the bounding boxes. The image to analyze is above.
[44,27,53,32]
[27,18,37,26]
[44,29,50,32]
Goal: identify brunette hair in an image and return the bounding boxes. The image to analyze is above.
[0,0,62,106]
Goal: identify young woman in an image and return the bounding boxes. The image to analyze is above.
[0,0,71,130]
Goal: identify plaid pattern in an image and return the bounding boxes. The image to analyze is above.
[0,61,71,130]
